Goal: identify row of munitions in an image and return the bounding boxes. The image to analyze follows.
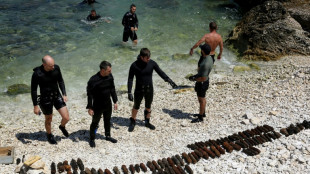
[50,120,309,174]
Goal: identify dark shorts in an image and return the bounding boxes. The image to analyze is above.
[39,95,66,115]
[123,29,137,42]
[133,86,153,110]
[195,80,210,98]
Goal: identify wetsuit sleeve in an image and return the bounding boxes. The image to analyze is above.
[153,61,170,81]
[127,64,135,94]
[86,78,94,109]
[135,14,139,28]
[110,75,118,103]
[122,13,127,26]
[57,67,67,96]
[31,72,39,106]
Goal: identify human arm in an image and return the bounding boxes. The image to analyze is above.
[217,37,223,60]
[110,74,118,104]
[153,62,177,88]
[56,65,67,100]
[86,78,94,110]
[31,72,41,115]
[127,64,135,101]
[134,14,138,30]
[190,35,206,55]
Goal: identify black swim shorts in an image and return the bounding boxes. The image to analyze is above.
[195,80,210,98]
[133,86,153,110]
[123,30,137,42]
[39,94,66,115]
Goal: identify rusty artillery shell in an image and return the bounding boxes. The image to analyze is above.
[273,131,282,138]
[134,164,140,173]
[195,142,203,149]
[240,139,249,148]
[246,130,255,137]
[172,156,181,166]
[97,168,104,174]
[262,134,272,142]
[77,158,84,171]
[172,166,181,174]
[181,153,192,164]
[162,158,169,167]
[188,153,197,164]
[197,148,209,160]
[243,138,254,146]
[184,165,193,174]
[73,170,78,174]
[229,142,241,151]
[167,157,175,167]
[216,145,225,154]
[113,166,120,174]
[157,159,165,169]
[204,141,212,146]
[177,165,186,174]
[190,152,199,161]
[297,123,305,130]
[85,168,91,174]
[152,160,161,171]
[263,124,274,131]
[250,137,259,145]
[63,160,69,166]
[194,149,203,158]
[121,165,129,174]
[168,166,176,174]
[242,131,251,138]
[238,132,248,139]
[129,164,135,174]
[267,132,277,140]
[140,163,147,172]
[70,159,78,171]
[223,142,233,153]
[51,162,56,174]
[255,136,265,144]
[249,146,261,155]
[202,147,215,158]
[210,146,221,157]
[57,162,65,173]
[175,155,185,166]
[209,140,218,146]
[105,169,112,174]
[90,168,96,174]
[242,148,255,156]
[64,165,71,172]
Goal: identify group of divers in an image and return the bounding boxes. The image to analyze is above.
[31,2,224,147]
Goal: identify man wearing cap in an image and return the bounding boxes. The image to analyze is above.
[188,44,214,123]
[189,22,223,60]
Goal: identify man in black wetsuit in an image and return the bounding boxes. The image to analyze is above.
[86,61,118,147]
[122,4,138,45]
[127,48,177,132]
[31,55,70,144]
[80,0,97,5]
[87,10,101,21]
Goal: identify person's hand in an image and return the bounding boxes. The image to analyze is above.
[131,27,135,31]
[217,55,221,60]
[114,103,118,110]
[34,105,40,115]
[167,79,178,89]
[128,93,133,101]
[88,109,94,116]
[63,96,68,102]
[189,48,194,56]
[134,27,138,31]
[189,75,196,81]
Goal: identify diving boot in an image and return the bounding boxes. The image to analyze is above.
[47,133,57,144]
[145,118,156,130]
[191,115,203,123]
[89,139,96,148]
[106,136,117,143]
[59,125,69,137]
[193,113,206,117]
[128,117,136,132]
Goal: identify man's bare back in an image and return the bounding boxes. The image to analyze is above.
[190,22,223,60]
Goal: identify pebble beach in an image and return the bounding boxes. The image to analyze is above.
[0,55,309,174]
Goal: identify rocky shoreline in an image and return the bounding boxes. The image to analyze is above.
[0,55,309,173]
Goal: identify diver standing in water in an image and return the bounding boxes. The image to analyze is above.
[188,44,214,123]
[189,22,223,60]
[86,61,118,147]
[122,4,139,45]
[87,10,101,21]
[127,48,178,132]
[31,55,70,144]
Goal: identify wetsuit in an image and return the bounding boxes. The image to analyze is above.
[195,55,214,97]
[87,14,101,21]
[122,11,138,42]
[128,56,171,109]
[31,65,66,115]
[86,72,117,139]
[80,0,97,5]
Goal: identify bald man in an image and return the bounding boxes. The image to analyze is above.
[189,22,223,60]
[31,55,70,144]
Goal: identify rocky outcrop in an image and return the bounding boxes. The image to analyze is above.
[226,0,310,60]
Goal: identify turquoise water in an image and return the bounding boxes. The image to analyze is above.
[0,0,241,95]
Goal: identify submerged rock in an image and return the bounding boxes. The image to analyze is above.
[7,84,30,95]
[233,66,251,72]
[172,53,190,60]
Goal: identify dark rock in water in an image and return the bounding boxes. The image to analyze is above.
[145,0,179,9]
[172,53,190,60]
[77,158,84,171]
[7,84,30,95]
[226,0,310,60]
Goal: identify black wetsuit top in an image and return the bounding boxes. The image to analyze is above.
[128,56,170,93]
[31,65,66,106]
[87,14,101,21]
[86,73,118,110]
[80,0,97,5]
[122,11,138,31]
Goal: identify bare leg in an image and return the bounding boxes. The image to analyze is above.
[133,40,138,45]
[131,108,138,119]
[145,108,151,119]
[198,97,206,115]
[45,114,53,134]
[57,106,69,127]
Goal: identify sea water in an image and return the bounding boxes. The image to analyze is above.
[0,0,240,101]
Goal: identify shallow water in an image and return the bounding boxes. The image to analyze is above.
[0,0,241,97]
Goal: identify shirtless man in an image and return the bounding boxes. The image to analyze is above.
[189,22,223,60]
